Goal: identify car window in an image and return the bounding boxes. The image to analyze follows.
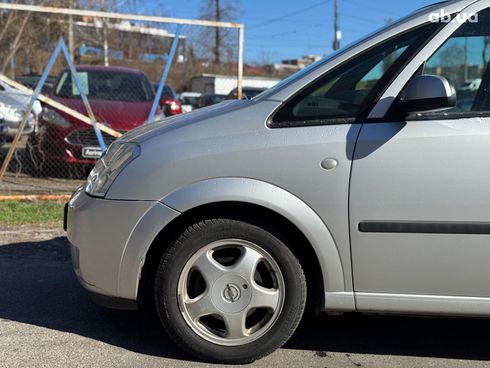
[182,96,200,105]
[162,85,176,99]
[55,70,154,102]
[272,22,441,124]
[416,9,490,116]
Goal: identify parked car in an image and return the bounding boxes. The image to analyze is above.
[152,83,182,116]
[179,91,201,113]
[225,86,266,100]
[30,65,162,171]
[0,80,42,145]
[17,74,56,95]
[67,0,490,364]
[199,93,226,107]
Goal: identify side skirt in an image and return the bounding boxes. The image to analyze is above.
[354,293,490,317]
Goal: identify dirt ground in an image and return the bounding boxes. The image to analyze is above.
[0,224,65,243]
[0,144,84,196]
[0,172,81,196]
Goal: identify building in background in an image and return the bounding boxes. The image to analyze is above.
[272,55,322,73]
[72,19,186,64]
[191,74,280,95]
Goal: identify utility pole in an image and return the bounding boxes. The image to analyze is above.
[332,0,341,51]
[214,0,221,64]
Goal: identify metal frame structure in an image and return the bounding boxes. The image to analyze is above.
[0,3,245,184]
[0,38,106,180]
[0,3,245,99]
[148,25,182,124]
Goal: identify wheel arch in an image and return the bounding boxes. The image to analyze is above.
[121,178,349,311]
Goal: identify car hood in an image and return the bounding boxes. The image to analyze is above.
[0,91,42,116]
[119,99,255,143]
[53,97,154,130]
[105,97,283,200]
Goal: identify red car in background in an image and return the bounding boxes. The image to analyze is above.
[152,83,182,116]
[29,65,167,175]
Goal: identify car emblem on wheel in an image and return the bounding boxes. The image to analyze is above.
[222,283,241,303]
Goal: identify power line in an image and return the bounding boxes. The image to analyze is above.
[245,19,332,40]
[343,0,404,18]
[340,12,385,25]
[248,0,331,30]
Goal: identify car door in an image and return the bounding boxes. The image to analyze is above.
[350,6,490,311]
[267,20,444,308]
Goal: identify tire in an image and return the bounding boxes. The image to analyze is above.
[154,218,307,364]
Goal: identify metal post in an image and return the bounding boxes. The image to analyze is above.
[59,39,106,151]
[0,3,244,30]
[147,25,182,124]
[237,26,244,100]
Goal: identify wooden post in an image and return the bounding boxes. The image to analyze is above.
[0,108,32,179]
[0,74,122,137]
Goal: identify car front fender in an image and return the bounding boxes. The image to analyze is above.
[161,177,351,309]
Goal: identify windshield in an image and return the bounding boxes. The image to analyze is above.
[55,70,154,102]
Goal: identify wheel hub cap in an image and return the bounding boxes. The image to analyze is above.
[212,275,251,313]
[223,284,240,303]
[177,239,285,346]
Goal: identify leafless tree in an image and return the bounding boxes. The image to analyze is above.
[198,0,241,65]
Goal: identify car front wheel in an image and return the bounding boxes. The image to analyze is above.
[154,218,307,364]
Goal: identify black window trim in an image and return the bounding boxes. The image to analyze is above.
[268,21,446,129]
[406,110,490,121]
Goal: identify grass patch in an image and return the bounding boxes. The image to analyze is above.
[0,200,64,226]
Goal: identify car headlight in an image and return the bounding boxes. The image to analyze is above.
[85,142,140,198]
[41,108,71,128]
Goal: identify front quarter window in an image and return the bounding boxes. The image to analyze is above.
[272,22,441,125]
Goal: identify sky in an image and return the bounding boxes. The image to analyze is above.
[128,0,437,64]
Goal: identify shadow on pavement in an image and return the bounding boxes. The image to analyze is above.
[0,237,190,362]
[288,306,490,361]
[1,236,490,362]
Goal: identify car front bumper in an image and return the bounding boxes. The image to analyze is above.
[0,115,35,137]
[66,187,180,308]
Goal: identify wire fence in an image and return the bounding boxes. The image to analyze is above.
[0,3,244,197]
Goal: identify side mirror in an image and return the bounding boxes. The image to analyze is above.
[399,75,456,114]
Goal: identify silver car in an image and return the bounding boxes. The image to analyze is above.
[66,0,490,363]
[0,80,42,141]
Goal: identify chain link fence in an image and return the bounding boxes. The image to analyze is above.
[0,3,244,197]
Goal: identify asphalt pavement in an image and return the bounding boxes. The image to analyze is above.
[1,229,490,368]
